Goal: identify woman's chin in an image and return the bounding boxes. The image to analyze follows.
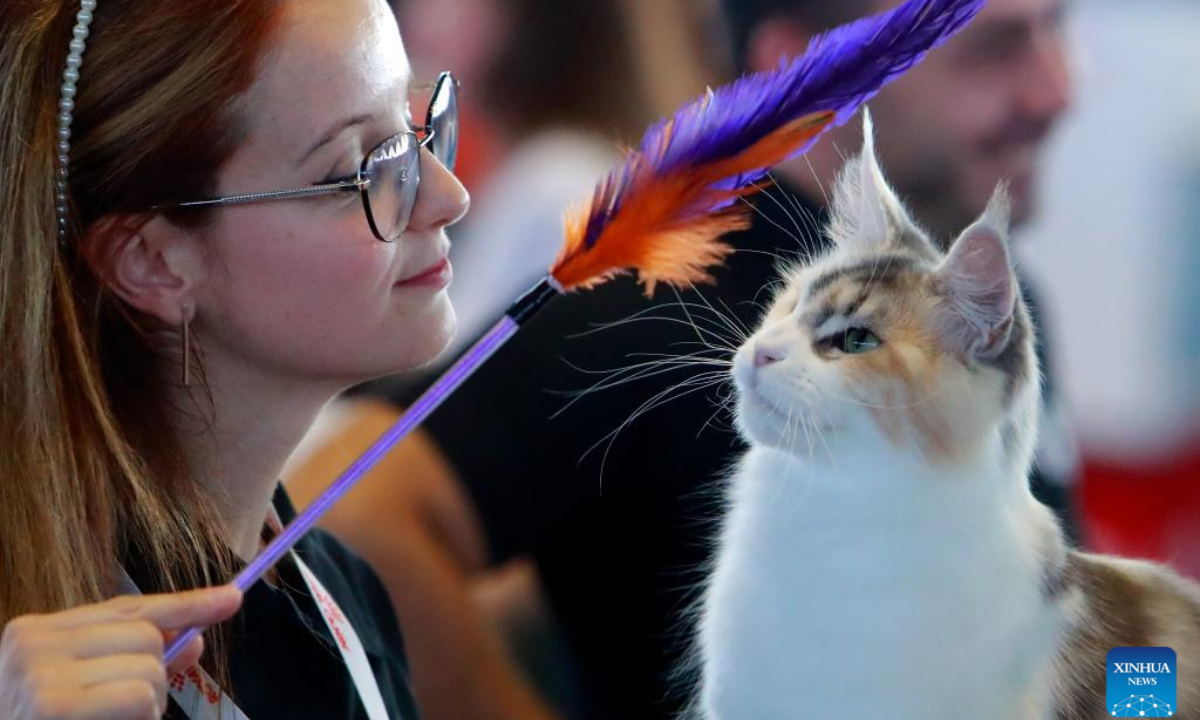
[356,302,457,382]
[404,304,457,371]
[413,301,459,367]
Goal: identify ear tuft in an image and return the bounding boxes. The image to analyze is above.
[827,109,922,254]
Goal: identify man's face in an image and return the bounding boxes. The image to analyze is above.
[868,0,1073,237]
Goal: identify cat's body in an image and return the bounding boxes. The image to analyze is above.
[702,439,1200,720]
[703,446,1066,720]
[693,116,1200,719]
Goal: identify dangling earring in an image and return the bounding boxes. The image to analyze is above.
[181,302,191,387]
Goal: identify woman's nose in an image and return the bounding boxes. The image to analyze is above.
[406,147,471,233]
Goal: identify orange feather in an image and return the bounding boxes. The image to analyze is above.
[552,111,835,295]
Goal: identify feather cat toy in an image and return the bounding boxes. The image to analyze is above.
[165,0,986,661]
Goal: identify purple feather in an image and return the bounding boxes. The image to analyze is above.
[651,0,985,171]
[582,0,985,248]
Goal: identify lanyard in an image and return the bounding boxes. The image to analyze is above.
[116,513,392,720]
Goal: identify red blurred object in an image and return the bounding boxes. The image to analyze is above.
[1080,442,1200,582]
[451,111,503,196]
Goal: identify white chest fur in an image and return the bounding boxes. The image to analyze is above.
[698,443,1068,720]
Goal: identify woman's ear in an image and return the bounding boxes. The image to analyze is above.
[82,215,207,326]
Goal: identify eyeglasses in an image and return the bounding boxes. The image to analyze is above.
[162,71,459,243]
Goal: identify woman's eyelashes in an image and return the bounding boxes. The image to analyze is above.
[315,154,363,193]
[318,171,354,185]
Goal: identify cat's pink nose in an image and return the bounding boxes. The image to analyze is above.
[753,343,787,368]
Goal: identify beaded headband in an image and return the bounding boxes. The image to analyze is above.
[55,0,97,244]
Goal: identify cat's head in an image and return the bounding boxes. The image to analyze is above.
[732,113,1039,468]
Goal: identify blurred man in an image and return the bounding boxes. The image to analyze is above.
[287,1,1079,718]
[731,0,1072,236]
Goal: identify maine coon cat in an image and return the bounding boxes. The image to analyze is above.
[694,116,1200,720]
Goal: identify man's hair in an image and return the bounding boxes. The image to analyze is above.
[720,0,876,70]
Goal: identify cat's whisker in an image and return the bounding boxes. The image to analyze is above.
[614,353,733,371]
[565,302,675,338]
[735,193,810,268]
[669,286,740,353]
[660,290,754,350]
[768,405,798,507]
[785,410,823,516]
[763,172,828,264]
[584,372,733,488]
[738,193,832,272]
[752,180,804,237]
[816,383,951,412]
[744,278,788,319]
[552,353,733,418]
[730,246,801,268]
[593,381,730,490]
[561,347,733,376]
[675,289,754,347]
[571,313,739,351]
[783,184,825,243]
[793,401,814,463]
[697,385,739,439]
[554,362,729,408]
[743,181,819,268]
[567,304,740,349]
[715,296,755,341]
[628,344,734,367]
[810,405,841,478]
[801,152,833,209]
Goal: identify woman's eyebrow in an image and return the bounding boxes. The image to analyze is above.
[294,72,414,169]
[296,113,376,169]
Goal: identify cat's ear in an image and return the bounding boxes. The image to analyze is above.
[828,110,918,253]
[932,187,1017,361]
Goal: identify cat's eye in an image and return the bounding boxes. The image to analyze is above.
[831,327,882,354]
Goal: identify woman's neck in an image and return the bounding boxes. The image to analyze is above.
[168,352,342,562]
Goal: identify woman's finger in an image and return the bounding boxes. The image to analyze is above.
[76,679,161,720]
[73,654,167,715]
[57,621,164,661]
[33,586,243,633]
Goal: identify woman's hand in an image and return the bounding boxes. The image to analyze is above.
[0,585,242,720]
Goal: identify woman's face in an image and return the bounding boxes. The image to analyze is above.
[192,0,469,386]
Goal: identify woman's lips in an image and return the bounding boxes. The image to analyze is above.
[395,258,452,289]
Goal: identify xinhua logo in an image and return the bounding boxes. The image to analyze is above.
[1107,647,1177,717]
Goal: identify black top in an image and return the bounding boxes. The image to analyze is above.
[401,183,1078,719]
[142,487,422,720]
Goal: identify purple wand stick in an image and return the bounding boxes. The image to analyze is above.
[164,278,560,662]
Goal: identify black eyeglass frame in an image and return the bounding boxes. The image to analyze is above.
[159,71,458,243]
